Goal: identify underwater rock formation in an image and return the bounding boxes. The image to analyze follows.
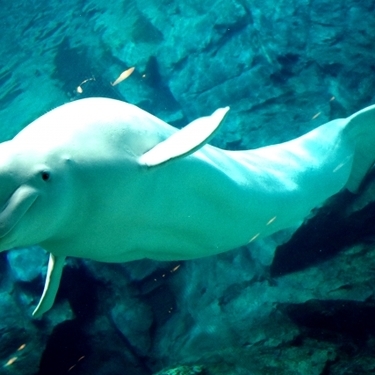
[154,365,205,375]
[1,0,375,374]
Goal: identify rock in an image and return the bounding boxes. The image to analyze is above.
[154,365,205,375]
[0,290,56,375]
[110,296,153,354]
[6,246,47,282]
[2,0,375,374]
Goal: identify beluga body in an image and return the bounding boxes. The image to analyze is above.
[0,97,374,316]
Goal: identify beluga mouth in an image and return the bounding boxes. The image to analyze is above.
[0,185,38,238]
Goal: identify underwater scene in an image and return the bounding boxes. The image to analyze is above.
[1,0,375,374]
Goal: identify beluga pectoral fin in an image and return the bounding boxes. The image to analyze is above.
[0,186,38,238]
[32,254,66,317]
[139,106,230,167]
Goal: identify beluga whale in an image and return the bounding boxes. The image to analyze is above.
[0,97,374,317]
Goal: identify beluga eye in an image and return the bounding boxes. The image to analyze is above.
[41,171,50,181]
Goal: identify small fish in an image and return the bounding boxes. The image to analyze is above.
[76,77,95,94]
[333,162,345,173]
[266,216,277,225]
[4,357,17,367]
[17,344,26,351]
[312,112,321,120]
[171,264,181,273]
[68,356,85,371]
[248,233,260,243]
[111,67,135,86]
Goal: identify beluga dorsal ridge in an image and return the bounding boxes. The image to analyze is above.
[0,97,373,316]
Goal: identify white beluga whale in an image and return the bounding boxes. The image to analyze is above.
[0,97,374,317]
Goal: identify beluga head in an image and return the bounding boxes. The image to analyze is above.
[0,138,74,253]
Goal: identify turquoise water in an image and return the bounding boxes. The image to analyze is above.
[1,1,375,374]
